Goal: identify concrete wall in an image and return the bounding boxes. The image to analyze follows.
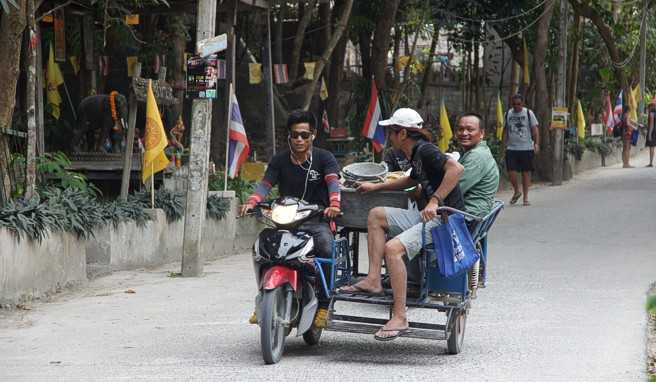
[0,231,86,306]
[86,192,263,272]
[2,193,263,306]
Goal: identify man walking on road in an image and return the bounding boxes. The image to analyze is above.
[503,94,539,206]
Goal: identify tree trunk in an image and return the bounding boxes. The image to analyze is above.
[533,0,555,181]
[300,0,353,110]
[569,0,626,90]
[567,13,582,115]
[391,23,421,111]
[25,0,37,200]
[327,33,346,128]
[289,0,317,81]
[0,1,28,203]
[169,15,188,124]
[274,0,284,64]
[358,29,372,81]
[371,0,401,91]
[417,23,439,109]
[318,0,331,77]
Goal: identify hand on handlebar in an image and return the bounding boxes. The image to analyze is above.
[239,203,255,217]
[323,206,341,219]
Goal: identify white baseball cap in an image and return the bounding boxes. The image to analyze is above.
[379,108,424,129]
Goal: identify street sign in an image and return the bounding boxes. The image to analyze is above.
[196,33,227,58]
[551,107,569,129]
[186,55,218,99]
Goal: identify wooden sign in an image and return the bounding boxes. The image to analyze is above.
[54,10,66,62]
[196,33,227,58]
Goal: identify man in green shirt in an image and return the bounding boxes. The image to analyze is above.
[456,112,500,218]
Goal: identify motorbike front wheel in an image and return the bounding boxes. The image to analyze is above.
[260,287,287,364]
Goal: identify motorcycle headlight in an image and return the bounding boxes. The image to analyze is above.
[271,204,298,225]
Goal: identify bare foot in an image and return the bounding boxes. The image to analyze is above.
[339,279,383,295]
[374,316,409,341]
[623,164,634,168]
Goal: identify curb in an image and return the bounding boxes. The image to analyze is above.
[648,283,656,381]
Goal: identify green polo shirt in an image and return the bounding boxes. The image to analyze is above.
[458,141,499,217]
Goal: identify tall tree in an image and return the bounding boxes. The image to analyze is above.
[289,0,317,81]
[300,0,353,110]
[371,0,401,90]
[0,0,28,202]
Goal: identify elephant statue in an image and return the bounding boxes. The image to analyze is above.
[73,91,128,153]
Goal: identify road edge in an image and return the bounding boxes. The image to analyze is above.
[648,282,656,381]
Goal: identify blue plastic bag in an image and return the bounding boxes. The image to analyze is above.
[631,128,639,146]
[430,213,479,278]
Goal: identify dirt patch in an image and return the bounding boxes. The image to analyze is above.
[648,283,656,380]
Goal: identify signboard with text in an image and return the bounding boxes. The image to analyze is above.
[186,55,218,99]
[551,107,569,129]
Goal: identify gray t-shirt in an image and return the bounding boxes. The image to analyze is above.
[505,107,538,151]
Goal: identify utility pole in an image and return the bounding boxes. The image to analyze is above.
[263,4,276,160]
[181,0,218,277]
[638,0,647,123]
[553,0,568,186]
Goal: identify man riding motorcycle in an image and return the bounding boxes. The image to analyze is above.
[240,109,341,328]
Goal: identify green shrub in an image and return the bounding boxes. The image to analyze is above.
[647,294,656,316]
[206,195,231,221]
[130,189,185,222]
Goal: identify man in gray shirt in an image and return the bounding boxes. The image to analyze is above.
[503,94,540,206]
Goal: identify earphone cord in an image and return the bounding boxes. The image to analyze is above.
[300,153,312,202]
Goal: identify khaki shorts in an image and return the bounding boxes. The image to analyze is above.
[384,207,443,259]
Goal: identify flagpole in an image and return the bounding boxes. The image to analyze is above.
[61,77,77,120]
[224,83,233,192]
[151,162,155,208]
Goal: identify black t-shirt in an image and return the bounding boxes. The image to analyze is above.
[384,149,411,172]
[409,140,465,210]
[263,148,340,208]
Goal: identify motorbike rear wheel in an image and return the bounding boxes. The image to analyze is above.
[261,287,287,364]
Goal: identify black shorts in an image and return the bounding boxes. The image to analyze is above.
[505,150,534,172]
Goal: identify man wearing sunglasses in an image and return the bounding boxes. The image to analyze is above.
[340,107,464,341]
[240,109,341,327]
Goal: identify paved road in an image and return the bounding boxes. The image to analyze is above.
[2,152,656,381]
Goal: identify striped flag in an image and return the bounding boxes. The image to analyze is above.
[227,92,250,178]
[361,81,384,152]
[322,108,330,134]
[603,95,614,134]
[273,64,288,84]
[217,59,226,79]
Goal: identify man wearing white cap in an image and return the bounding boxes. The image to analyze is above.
[340,107,465,341]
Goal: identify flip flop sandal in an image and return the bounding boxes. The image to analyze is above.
[510,192,522,205]
[338,284,384,296]
[374,327,410,342]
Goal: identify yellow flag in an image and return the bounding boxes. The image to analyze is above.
[628,85,639,122]
[126,56,138,77]
[304,62,316,80]
[438,100,452,152]
[576,99,586,140]
[320,77,328,101]
[496,94,504,140]
[47,43,64,119]
[142,80,170,183]
[248,63,262,84]
[397,56,410,72]
[522,38,530,86]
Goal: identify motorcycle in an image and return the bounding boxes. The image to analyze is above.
[250,197,326,364]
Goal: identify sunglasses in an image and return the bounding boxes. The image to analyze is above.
[290,131,312,140]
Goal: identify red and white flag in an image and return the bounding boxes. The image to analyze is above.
[273,64,289,84]
[361,81,385,152]
[227,92,250,178]
[322,108,330,134]
[602,95,614,133]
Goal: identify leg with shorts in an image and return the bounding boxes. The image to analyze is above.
[374,208,443,340]
[505,150,534,206]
